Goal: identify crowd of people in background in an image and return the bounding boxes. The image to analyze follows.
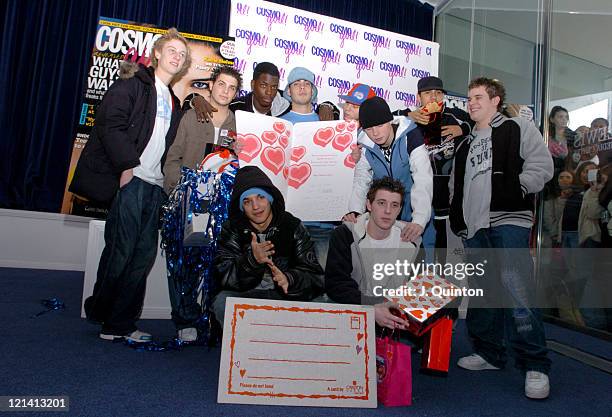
[542,106,612,330]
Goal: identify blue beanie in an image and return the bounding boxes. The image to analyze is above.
[239,187,274,212]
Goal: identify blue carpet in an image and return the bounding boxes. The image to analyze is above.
[1,267,611,417]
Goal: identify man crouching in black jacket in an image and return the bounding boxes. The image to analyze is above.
[212,166,324,325]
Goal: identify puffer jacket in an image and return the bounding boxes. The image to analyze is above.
[213,166,324,299]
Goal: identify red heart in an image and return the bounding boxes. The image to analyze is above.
[343,153,356,168]
[313,127,335,147]
[335,122,347,132]
[357,332,364,341]
[290,146,306,162]
[332,133,353,151]
[282,166,289,179]
[273,121,286,134]
[239,311,245,319]
[260,146,285,175]
[240,369,246,377]
[237,134,262,163]
[347,121,357,132]
[261,130,278,145]
[411,309,424,319]
[278,135,289,149]
[287,162,312,189]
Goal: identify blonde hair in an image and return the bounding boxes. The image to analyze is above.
[151,28,191,74]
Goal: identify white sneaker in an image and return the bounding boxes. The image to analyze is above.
[525,371,550,399]
[457,353,501,371]
[178,327,198,342]
[99,329,152,343]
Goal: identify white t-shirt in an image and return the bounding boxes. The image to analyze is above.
[133,75,172,187]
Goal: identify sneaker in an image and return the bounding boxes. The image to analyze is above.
[99,330,152,343]
[457,353,501,371]
[525,371,550,399]
[178,327,198,342]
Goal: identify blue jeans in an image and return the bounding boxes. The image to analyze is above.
[84,177,163,335]
[463,225,551,373]
[304,222,335,268]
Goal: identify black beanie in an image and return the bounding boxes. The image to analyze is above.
[359,97,394,129]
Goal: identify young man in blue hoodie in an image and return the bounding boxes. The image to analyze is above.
[345,97,434,247]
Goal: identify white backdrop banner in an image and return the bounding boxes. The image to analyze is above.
[229,0,439,111]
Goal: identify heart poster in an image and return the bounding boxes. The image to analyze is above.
[235,111,358,221]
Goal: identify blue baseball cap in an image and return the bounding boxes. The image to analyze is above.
[338,83,376,105]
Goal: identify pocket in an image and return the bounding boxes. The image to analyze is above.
[119,175,137,191]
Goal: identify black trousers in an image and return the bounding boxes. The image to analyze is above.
[84,177,162,335]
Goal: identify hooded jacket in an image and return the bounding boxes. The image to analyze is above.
[69,63,182,204]
[213,166,324,299]
[348,117,433,228]
[449,112,554,238]
[325,213,419,305]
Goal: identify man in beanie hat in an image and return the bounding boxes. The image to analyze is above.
[345,97,433,245]
[212,166,324,325]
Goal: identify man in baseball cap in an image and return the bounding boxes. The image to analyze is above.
[338,83,376,123]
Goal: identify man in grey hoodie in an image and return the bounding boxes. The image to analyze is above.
[449,77,554,399]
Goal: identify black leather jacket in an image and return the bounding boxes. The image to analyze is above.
[213,166,324,299]
[213,211,324,300]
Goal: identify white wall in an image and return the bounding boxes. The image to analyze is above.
[0,209,90,271]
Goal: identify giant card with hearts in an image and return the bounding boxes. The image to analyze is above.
[235,111,358,221]
[385,273,460,336]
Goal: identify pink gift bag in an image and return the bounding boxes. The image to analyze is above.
[376,335,412,406]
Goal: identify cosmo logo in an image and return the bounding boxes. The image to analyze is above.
[294,15,325,40]
[396,91,417,107]
[256,7,288,31]
[235,29,269,55]
[328,77,352,95]
[311,46,341,71]
[371,86,391,101]
[380,61,407,85]
[329,23,359,48]
[95,26,160,56]
[411,68,431,78]
[395,40,422,63]
[363,32,391,56]
[274,38,305,63]
[346,54,375,79]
